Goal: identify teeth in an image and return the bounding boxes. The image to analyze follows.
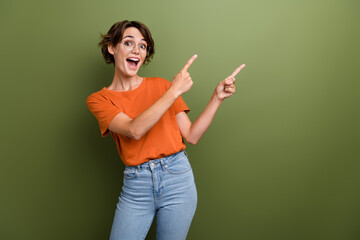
[128,58,139,62]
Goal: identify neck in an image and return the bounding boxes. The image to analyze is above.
[108,69,142,91]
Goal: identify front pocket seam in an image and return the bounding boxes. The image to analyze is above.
[123,170,138,179]
[165,166,192,175]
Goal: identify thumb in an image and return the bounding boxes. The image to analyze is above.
[219,79,228,87]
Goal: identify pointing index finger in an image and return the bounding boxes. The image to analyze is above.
[181,54,198,72]
[229,64,246,78]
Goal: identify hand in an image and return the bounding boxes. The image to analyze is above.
[171,54,198,96]
[214,64,246,101]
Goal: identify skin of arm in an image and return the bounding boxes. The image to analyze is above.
[108,55,198,140]
[176,64,246,145]
[176,94,222,145]
[108,87,180,140]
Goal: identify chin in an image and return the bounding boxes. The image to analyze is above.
[124,72,138,77]
[126,66,141,76]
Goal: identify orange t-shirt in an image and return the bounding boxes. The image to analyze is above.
[86,77,189,166]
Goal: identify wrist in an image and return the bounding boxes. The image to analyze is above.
[211,91,224,105]
[168,86,182,99]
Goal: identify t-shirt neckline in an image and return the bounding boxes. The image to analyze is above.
[103,77,146,94]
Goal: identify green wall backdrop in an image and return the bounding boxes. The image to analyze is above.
[1,0,359,239]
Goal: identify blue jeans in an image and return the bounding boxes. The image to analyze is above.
[109,150,198,240]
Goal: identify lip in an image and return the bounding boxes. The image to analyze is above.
[126,57,140,61]
[125,58,141,71]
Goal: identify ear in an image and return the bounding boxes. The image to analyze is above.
[108,45,115,55]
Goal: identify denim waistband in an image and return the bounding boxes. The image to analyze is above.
[125,150,187,171]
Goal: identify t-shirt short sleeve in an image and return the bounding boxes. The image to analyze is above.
[173,96,190,115]
[86,93,122,137]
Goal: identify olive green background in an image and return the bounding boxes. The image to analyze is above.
[1,0,359,239]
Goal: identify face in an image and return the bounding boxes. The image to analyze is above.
[108,27,147,77]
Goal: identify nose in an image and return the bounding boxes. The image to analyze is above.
[131,44,140,54]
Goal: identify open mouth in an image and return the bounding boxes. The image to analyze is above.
[126,57,140,69]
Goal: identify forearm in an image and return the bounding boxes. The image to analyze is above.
[128,87,180,139]
[176,63,244,144]
[186,92,222,144]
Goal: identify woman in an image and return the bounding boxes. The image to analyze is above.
[86,20,245,240]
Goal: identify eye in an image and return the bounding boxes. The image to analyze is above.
[140,44,147,50]
[124,41,132,46]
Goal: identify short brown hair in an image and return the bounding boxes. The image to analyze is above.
[98,20,155,65]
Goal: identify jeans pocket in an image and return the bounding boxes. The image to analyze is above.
[165,155,192,175]
[123,168,138,179]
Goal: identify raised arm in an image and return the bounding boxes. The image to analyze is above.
[108,55,198,140]
[177,64,246,145]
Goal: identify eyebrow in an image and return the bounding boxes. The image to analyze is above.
[122,35,146,41]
